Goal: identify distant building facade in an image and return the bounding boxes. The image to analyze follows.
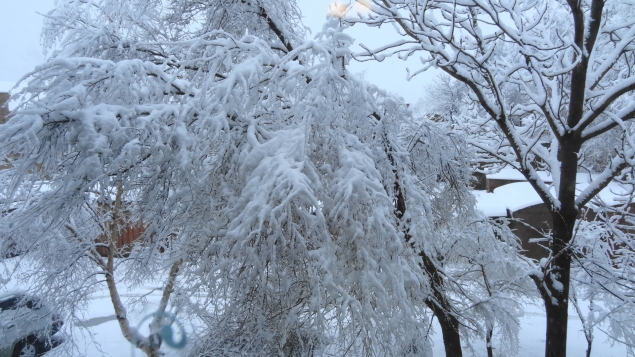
[0,92,9,124]
[0,92,11,170]
[476,169,633,260]
[0,91,146,256]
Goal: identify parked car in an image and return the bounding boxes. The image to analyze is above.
[0,292,64,357]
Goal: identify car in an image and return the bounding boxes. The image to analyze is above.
[0,292,64,357]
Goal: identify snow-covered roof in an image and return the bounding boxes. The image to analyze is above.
[487,168,553,182]
[474,182,542,217]
[486,167,602,184]
[474,179,633,217]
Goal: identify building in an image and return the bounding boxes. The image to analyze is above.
[474,181,551,259]
[0,89,145,256]
[474,168,632,259]
[484,168,553,192]
[0,92,9,124]
[0,91,11,171]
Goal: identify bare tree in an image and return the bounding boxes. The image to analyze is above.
[345,1,635,356]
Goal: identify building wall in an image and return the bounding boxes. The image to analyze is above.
[96,224,146,257]
[508,204,552,259]
[0,92,10,125]
[0,93,11,170]
[504,202,628,260]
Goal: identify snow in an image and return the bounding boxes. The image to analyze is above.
[551,278,564,293]
[580,180,632,208]
[474,182,545,217]
[473,190,509,217]
[513,303,626,357]
[1,1,633,355]
[1,278,626,357]
[486,168,603,184]
[487,168,553,182]
[1,273,188,357]
[427,301,627,357]
[475,174,633,217]
[47,295,188,357]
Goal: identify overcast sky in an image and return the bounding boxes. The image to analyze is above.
[0,1,436,103]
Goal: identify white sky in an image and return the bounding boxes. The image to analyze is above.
[0,1,436,103]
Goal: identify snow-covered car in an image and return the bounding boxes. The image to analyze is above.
[0,292,64,357]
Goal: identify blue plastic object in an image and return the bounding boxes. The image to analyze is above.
[130,310,187,356]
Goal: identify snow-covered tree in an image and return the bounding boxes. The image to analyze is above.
[569,208,635,356]
[0,0,531,356]
[399,117,534,357]
[415,73,469,124]
[0,1,426,354]
[345,1,635,356]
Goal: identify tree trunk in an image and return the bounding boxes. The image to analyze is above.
[542,214,575,357]
[396,187,463,357]
[433,304,462,357]
[103,182,163,357]
[422,254,462,357]
[382,122,463,357]
[543,272,570,357]
[533,219,573,357]
[486,327,493,357]
[540,141,579,357]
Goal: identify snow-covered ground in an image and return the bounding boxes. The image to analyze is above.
[430,302,628,357]
[51,293,628,356]
[44,287,189,357]
[2,284,624,357]
[1,257,629,357]
[486,168,554,183]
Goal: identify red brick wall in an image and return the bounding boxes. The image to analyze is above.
[96,223,145,256]
[119,224,145,247]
